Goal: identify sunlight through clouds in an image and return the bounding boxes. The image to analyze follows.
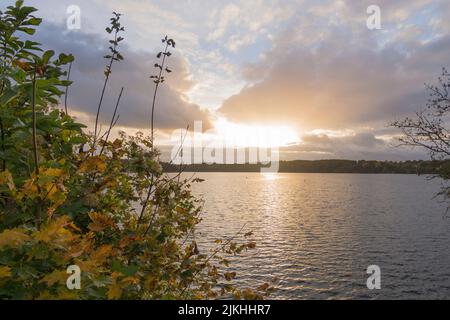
[8,0,450,160]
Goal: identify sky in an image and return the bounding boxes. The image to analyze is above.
[3,0,450,161]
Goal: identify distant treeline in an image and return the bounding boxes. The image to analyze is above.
[162,159,450,174]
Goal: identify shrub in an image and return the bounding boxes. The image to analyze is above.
[0,1,268,299]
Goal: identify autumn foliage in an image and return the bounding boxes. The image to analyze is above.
[0,1,268,299]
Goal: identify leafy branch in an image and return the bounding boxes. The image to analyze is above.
[149,35,175,149]
[93,12,124,144]
[0,2,265,300]
[99,87,124,155]
[390,68,450,160]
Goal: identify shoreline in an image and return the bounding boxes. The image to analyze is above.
[162,159,446,174]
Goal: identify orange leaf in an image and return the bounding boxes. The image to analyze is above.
[13,60,32,71]
[88,212,116,232]
[0,229,30,248]
[78,156,107,173]
[0,170,16,191]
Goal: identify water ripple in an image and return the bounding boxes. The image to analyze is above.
[190,173,450,299]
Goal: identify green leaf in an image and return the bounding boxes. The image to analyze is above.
[42,50,55,64]
[58,53,74,64]
[181,270,193,279]
[111,260,139,276]
[19,5,38,16]
[17,27,36,35]
[0,89,18,106]
[24,40,42,51]
[23,17,42,26]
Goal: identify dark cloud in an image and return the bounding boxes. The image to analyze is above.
[34,22,212,131]
[280,132,427,161]
[17,0,447,161]
[219,32,450,131]
[289,133,386,154]
[219,2,450,131]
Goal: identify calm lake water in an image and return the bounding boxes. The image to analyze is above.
[189,172,450,299]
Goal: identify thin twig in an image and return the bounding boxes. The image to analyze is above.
[150,42,169,150]
[137,175,155,227]
[31,67,39,176]
[0,117,5,171]
[100,87,124,155]
[142,203,159,237]
[179,224,248,297]
[94,21,122,144]
[31,65,41,228]
[64,61,72,115]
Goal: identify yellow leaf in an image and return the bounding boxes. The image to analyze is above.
[40,270,67,286]
[122,276,139,286]
[41,168,65,178]
[46,187,67,221]
[0,170,15,191]
[0,266,12,278]
[108,272,123,300]
[119,236,140,248]
[83,193,99,207]
[47,197,66,221]
[0,229,30,248]
[175,206,188,214]
[34,216,74,243]
[108,284,122,300]
[112,139,122,148]
[88,212,115,232]
[20,179,39,199]
[56,287,79,300]
[90,244,113,265]
[75,259,96,274]
[36,288,78,300]
[78,156,107,173]
[67,221,81,232]
[36,291,53,300]
[67,236,95,262]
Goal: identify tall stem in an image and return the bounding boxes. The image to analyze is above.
[64,61,72,115]
[137,176,154,227]
[31,66,41,228]
[100,87,124,155]
[150,43,169,150]
[94,32,118,144]
[31,67,39,176]
[0,117,5,171]
[0,37,8,170]
[0,39,7,96]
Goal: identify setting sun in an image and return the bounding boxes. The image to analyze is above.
[214,118,299,148]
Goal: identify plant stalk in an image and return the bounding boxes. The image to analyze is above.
[100,87,124,155]
[94,31,118,144]
[150,42,169,150]
[31,66,41,228]
[64,61,72,115]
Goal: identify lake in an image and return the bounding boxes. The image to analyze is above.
[189,172,450,299]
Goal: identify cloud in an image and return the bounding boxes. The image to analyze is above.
[280,132,427,161]
[34,22,212,132]
[9,0,448,160]
[207,3,241,41]
[218,2,450,132]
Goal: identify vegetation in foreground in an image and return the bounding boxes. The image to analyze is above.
[0,1,269,299]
